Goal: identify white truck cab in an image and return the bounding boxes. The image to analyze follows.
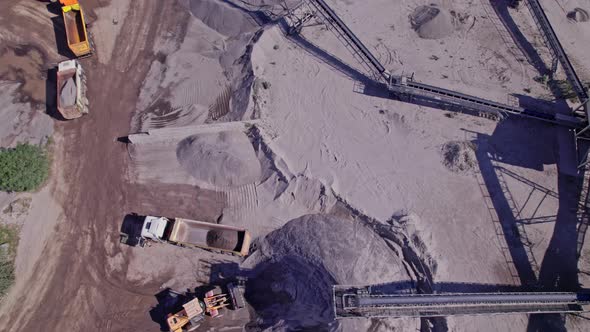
[140,216,169,241]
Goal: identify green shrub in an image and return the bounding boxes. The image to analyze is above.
[552,79,577,101]
[0,225,18,298]
[0,144,49,192]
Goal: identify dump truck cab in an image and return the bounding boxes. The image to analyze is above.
[140,216,169,242]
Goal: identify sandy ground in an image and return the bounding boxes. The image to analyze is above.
[537,0,590,81]
[1,0,590,331]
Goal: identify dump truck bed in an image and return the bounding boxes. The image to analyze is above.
[56,60,88,119]
[167,218,251,256]
[62,4,91,57]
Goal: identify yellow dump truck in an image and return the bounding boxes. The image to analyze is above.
[59,0,92,58]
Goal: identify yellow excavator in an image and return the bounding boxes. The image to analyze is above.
[167,282,246,332]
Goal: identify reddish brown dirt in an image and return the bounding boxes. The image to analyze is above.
[0,1,226,331]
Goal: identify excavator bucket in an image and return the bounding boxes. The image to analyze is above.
[204,289,230,317]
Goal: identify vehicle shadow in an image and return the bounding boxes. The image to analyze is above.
[44,67,66,120]
[45,2,75,58]
[149,288,189,332]
[119,213,146,247]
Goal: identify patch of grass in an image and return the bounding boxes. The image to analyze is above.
[0,224,18,298]
[533,75,549,85]
[0,143,49,192]
[553,79,578,101]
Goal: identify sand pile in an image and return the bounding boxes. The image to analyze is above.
[60,78,77,107]
[409,5,454,39]
[176,131,261,187]
[206,230,239,250]
[442,141,477,173]
[244,214,407,330]
[189,0,257,37]
[567,8,589,22]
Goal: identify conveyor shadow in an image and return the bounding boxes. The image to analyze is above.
[489,0,572,109]
[470,119,586,332]
[368,280,538,294]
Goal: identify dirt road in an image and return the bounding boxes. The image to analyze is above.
[0,1,216,330]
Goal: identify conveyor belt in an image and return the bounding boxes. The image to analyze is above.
[334,286,590,318]
[388,78,584,128]
[357,292,580,307]
[305,0,387,80]
[338,303,583,318]
[295,1,584,128]
[525,0,588,103]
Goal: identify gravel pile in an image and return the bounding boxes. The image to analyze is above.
[410,5,454,39]
[189,0,257,37]
[442,140,477,173]
[60,78,77,107]
[206,229,239,250]
[244,214,407,330]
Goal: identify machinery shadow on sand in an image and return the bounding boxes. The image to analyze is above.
[44,67,64,120]
[488,0,574,111]
[206,257,338,330]
[468,118,589,332]
[43,1,76,59]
